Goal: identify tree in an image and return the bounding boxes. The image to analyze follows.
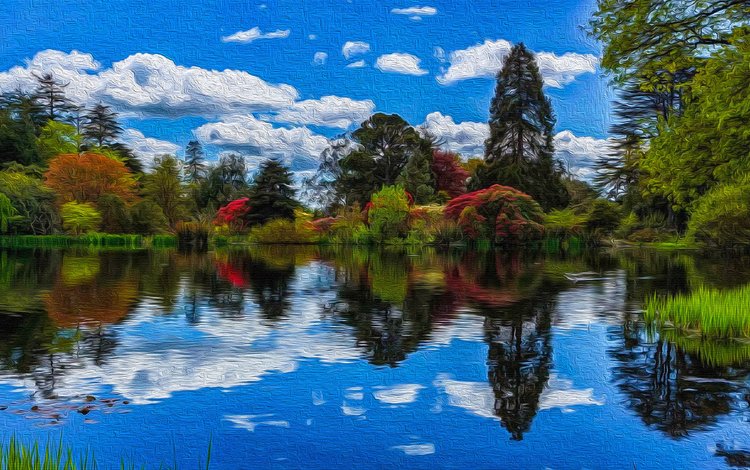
[130,200,169,235]
[143,155,188,228]
[0,91,45,166]
[431,150,469,198]
[37,121,83,159]
[0,171,60,234]
[196,153,249,210]
[213,198,252,233]
[61,202,101,235]
[244,160,298,226]
[338,113,428,204]
[96,194,131,233]
[184,140,207,182]
[367,185,411,241]
[33,73,70,121]
[302,136,351,212]
[44,152,138,203]
[397,139,434,204]
[83,104,122,147]
[473,44,568,210]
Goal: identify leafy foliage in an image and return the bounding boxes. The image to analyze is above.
[142,154,188,228]
[0,170,60,234]
[445,184,545,243]
[44,152,137,204]
[687,180,750,248]
[367,185,411,241]
[213,198,252,233]
[60,202,101,235]
[431,150,469,198]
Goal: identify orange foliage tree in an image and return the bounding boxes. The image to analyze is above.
[44,153,137,203]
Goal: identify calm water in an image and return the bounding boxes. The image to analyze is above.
[1,246,750,469]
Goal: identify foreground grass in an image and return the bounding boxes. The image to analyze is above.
[0,234,176,249]
[0,437,211,470]
[645,284,750,338]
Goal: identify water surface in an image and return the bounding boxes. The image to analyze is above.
[1,246,749,469]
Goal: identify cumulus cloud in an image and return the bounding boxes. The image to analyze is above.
[418,112,488,157]
[313,51,328,65]
[553,130,612,180]
[271,96,374,128]
[436,39,598,87]
[194,115,329,169]
[375,53,428,76]
[346,60,367,68]
[391,6,437,16]
[120,129,181,166]
[418,112,609,180]
[221,27,290,44]
[342,41,371,59]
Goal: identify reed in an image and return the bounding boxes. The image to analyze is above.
[0,234,143,248]
[645,284,750,338]
[0,436,97,470]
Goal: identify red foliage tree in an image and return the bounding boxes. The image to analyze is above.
[44,153,138,203]
[431,150,469,198]
[444,185,545,243]
[214,198,251,232]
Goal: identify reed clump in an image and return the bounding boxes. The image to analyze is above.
[645,284,750,338]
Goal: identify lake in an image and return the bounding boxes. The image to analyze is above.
[0,246,749,469]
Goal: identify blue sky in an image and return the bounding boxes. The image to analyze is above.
[0,0,612,177]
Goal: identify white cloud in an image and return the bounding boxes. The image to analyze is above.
[342,41,371,59]
[553,130,612,180]
[194,115,330,168]
[375,53,428,76]
[346,60,367,68]
[120,128,181,166]
[436,39,598,87]
[308,34,317,40]
[271,96,375,128]
[418,112,488,157]
[313,51,328,65]
[391,6,437,16]
[221,27,290,44]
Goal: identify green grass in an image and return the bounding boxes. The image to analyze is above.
[0,436,212,470]
[0,234,178,249]
[645,284,750,338]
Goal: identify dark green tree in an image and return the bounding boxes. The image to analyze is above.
[397,138,435,204]
[472,43,568,210]
[184,140,207,182]
[33,73,71,121]
[245,160,298,226]
[0,91,45,165]
[83,104,122,147]
[338,113,427,204]
[143,155,188,228]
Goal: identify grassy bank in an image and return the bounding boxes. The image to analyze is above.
[0,234,176,249]
[645,284,750,338]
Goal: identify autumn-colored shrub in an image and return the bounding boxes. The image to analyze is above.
[431,150,469,198]
[444,184,545,243]
[44,153,137,204]
[214,198,251,233]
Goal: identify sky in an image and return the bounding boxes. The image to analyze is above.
[0,0,613,179]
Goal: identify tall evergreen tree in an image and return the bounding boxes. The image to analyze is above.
[184,140,207,182]
[245,160,299,226]
[83,104,122,147]
[33,73,71,121]
[0,91,45,165]
[397,138,435,204]
[472,43,568,210]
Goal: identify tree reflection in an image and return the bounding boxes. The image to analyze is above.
[611,317,750,438]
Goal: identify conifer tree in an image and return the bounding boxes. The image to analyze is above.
[184,140,207,182]
[472,43,568,210]
[83,104,122,147]
[245,160,299,226]
[397,139,434,204]
[33,73,71,121]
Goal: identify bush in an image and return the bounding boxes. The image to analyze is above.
[130,200,169,235]
[0,171,60,234]
[60,202,101,235]
[444,185,545,244]
[248,218,318,244]
[96,194,131,233]
[585,199,622,237]
[214,198,251,233]
[688,181,750,248]
[544,208,587,238]
[368,185,411,241]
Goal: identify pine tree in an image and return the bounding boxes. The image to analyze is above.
[473,43,568,210]
[83,104,122,147]
[184,140,207,182]
[245,160,299,226]
[33,73,71,121]
[397,139,434,204]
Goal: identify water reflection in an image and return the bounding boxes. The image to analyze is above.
[0,245,748,451]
